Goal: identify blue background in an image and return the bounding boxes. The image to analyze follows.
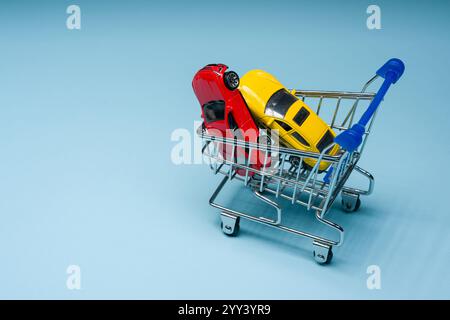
[0,0,449,299]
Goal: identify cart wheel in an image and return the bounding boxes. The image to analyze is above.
[342,198,361,213]
[220,214,240,237]
[314,249,333,265]
[341,193,361,213]
[313,241,333,264]
[223,71,240,90]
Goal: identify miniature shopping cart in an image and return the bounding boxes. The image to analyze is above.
[197,59,404,264]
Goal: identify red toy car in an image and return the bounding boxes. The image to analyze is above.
[192,64,269,175]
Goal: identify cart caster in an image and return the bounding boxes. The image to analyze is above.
[313,241,333,265]
[341,192,361,213]
[220,212,240,237]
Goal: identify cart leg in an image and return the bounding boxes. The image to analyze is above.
[220,212,240,237]
[313,241,333,264]
[341,191,361,213]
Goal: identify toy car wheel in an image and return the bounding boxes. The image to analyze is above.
[224,71,240,90]
[289,156,301,167]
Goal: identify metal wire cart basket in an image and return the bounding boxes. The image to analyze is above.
[197,59,404,264]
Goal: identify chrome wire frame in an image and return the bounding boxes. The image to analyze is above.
[198,76,379,248]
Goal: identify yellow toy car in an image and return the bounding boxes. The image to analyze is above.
[239,70,340,171]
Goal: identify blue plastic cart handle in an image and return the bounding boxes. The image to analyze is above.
[334,58,405,153]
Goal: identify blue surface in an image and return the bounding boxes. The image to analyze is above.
[0,0,449,299]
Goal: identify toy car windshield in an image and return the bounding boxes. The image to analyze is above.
[265,89,298,118]
[203,100,225,123]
